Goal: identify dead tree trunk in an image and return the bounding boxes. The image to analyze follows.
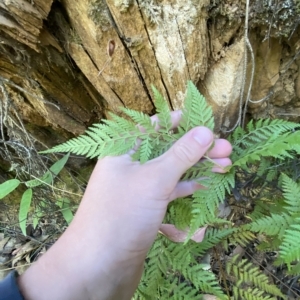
[0,0,299,173]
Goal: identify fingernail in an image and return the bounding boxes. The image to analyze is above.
[193,127,213,147]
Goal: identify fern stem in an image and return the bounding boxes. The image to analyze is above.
[203,155,226,171]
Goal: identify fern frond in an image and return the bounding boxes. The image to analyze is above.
[150,134,175,159]
[169,282,198,300]
[178,81,214,134]
[182,267,226,299]
[228,229,255,246]
[281,173,300,213]
[232,131,300,168]
[139,137,153,163]
[248,213,293,238]
[232,119,299,152]
[248,199,272,220]
[191,228,236,257]
[227,255,286,299]
[164,240,192,270]
[190,171,235,231]
[233,287,278,300]
[279,220,300,265]
[168,198,192,230]
[121,107,154,132]
[151,86,172,133]
[286,261,300,275]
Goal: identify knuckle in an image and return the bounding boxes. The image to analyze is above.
[173,142,195,164]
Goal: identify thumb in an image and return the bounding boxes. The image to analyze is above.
[157,126,213,184]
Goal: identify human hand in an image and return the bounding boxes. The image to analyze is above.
[18,110,232,300]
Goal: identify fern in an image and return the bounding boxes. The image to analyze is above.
[281,173,300,213]
[189,171,235,234]
[41,81,300,299]
[227,255,286,299]
[279,221,300,266]
[191,228,235,257]
[151,86,172,133]
[167,198,192,230]
[139,236,226,299]
[248,213,293,238]
[177,81,214,134]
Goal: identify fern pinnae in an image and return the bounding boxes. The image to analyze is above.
[179,81,214,134]
[139,137,153,163]
[191,228,236,257]
[121,107,156,133]
[279,220,300,266]
[281,173,300,213]
[227,255,286,299]
[248,213,293,238]
[232,131,300,168]
[106,112,138,132]
[151,86,172,133]
[233,119,299,148]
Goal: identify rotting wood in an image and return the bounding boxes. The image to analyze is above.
[0,0,53,51]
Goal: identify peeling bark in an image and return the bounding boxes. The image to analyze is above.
[0,0,299,171]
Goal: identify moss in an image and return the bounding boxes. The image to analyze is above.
[88,0,112,29]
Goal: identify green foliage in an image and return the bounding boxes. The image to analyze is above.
[137,236,226,299]
[189,171,235,235]
[19,189,33,236]
[0,153,71,235]
[26,153,70,187]
[0,179,20,199]
[56,197,74,225]
[230,119,300,168]
[40,81,300,298]
[178,81,214,134]
[226,255,286,299]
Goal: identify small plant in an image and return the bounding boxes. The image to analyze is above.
[41,81,300,298]
[0,153,74,235]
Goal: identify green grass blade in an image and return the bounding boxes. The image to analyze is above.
[0,179,20,199]
[19,189,33,236]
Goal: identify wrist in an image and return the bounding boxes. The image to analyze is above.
[18,217,146,300]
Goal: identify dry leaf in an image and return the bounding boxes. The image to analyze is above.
[12,241,35,267]
[0,237,10,253]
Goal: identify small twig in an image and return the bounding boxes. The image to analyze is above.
[26,174,83,197]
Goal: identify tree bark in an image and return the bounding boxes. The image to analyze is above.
[0,0,299,170]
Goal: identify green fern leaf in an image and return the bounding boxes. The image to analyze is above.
[248,213,293,238]
[121,107,155,132]
[178,81,214,134]
[183,267,226,299]
[229,228,255,246]
[227,255,286,299]
[279,220,300,265]
[151,86,172,132]
[167,198,192,230]
[281,174,300,213]
[190,171,235,231]
[233,131,300,168]
[191,228,235,257]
